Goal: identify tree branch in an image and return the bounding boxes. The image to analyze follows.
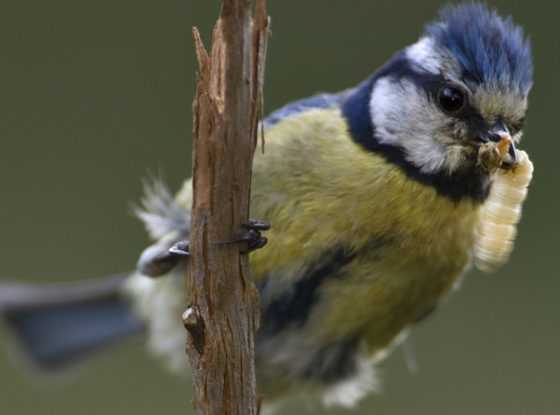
[185,1,269,414]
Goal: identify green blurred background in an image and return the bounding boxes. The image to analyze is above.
[0,1,557,413]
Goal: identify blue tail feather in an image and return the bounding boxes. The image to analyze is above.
[0,275,145,370]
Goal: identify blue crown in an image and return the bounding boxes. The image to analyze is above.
[425,3,533,95]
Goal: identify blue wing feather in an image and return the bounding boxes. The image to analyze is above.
[263,91,349,127]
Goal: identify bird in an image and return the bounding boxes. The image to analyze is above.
[0,3,534,410]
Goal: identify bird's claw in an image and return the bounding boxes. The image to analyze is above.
[243,219,271,232]
[240,219,270,253]
[241,229,268,253]
[169,220,270,256]
[169,240,191,257]
[217,219,270,253]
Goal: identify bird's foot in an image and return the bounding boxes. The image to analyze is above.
[169,220,270,256]
[216,219,270,253]
[138,240,189,277]
[239,219,270,253]
[169,240,191,257]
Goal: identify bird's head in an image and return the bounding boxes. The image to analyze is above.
[344,3,533,196]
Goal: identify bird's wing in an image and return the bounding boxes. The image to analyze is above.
[263,91,349,128]
[134,91,354,277]
[134,91,349,243]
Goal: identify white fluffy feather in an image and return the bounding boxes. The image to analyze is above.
[322,356,380,408]
[124,272,188,372]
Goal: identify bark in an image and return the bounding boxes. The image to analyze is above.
[184,1,269,414]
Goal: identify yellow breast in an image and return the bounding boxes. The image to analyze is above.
[248,108,481,352]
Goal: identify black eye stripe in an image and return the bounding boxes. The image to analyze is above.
[376,53,526,134]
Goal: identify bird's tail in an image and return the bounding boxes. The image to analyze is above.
[0,274,145,371]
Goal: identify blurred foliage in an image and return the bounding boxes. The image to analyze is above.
[0,1,557,414]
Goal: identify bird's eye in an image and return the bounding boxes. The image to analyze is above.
[437,85,467,114]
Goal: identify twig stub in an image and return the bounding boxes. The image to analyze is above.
[182,306,205,355]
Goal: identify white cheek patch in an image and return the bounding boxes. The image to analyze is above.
[369,77,449,174]
[369,77,404,148]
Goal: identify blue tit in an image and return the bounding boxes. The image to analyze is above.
[0,3,533,409]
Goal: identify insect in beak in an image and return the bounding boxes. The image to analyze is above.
[480,121,518,168]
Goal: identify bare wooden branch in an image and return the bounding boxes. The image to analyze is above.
[186,1,269,414]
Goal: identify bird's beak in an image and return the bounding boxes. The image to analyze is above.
[506,139,517,165]
[482,120,517,167]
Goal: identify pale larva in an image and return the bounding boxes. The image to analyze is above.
[475,144,534,273]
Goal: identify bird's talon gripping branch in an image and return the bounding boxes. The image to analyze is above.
[169,220,270,257]
[243,219,271,232]
[215,219,270,253]
[169,240,191,257]
[241,219,270,253]
[242,230,268,253]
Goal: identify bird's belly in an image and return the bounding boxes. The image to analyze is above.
[252,226,477,400]
[311,202,479,355]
